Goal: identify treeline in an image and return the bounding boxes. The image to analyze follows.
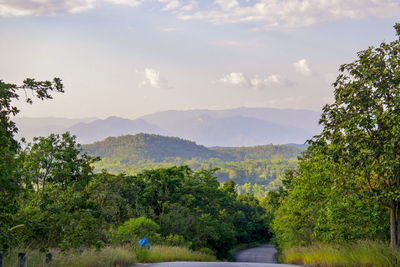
[267,24,400,260]
[0,79,272,260]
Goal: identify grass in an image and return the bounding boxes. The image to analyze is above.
[5,246,137,267]
[281,240,400,267]
[3,245,215,266]
[135,245,216,262]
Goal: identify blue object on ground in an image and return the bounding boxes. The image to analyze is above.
[138,237,151,249]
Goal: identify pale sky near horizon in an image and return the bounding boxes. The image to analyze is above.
[1,0,399,119]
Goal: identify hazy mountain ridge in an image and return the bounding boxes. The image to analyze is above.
[66,116,167,144]
[14,107,321,146]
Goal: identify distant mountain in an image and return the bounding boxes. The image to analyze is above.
[14,117,97,142]
[66,116,167,144]
[139,107,320,146]
[139,107,321,134]
[14,107,322,146]
[152,114,312,146]
[83,133,304,164]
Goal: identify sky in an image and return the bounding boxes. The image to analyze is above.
[1,0,400,119]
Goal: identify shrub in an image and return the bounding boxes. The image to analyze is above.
[112,217,160,244]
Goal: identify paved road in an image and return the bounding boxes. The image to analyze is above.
[142,262,298,267]
[235,244,277,263]
[142,244,301,267]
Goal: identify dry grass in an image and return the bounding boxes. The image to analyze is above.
[3,245,216,266]
[281,240,400,267]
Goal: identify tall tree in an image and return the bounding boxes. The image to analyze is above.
[0,78,63,249]
[316,24,400,249]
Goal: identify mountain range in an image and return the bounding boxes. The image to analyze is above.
[14,107,321,146]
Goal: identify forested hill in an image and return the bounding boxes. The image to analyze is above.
[83,133,230,163]
[83,133,305,163]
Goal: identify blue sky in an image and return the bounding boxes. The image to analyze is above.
[1,0,399,119]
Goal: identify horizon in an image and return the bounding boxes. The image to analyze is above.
[15,105,321,120]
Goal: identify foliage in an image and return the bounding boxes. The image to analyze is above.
[314,24,400,248]
[268,24,400,258]
[112,217,160,244]
[271,144,388,249]
[0,78,63,250]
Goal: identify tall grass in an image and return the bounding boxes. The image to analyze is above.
[281,240,400,267]
[4,245,215,266]
[5,246,137,267]
[135,245,216,262]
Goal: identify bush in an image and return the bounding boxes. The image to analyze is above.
[112,217,160,245]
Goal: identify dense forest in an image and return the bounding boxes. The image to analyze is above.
[83,134,303,195]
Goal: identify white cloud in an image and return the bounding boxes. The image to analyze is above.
[3,0,399,31]
[218,72,249,86]
[159,0,181,11]
[180,1,197,11]
[217,72,292,89]
[139,68,169,89]
[215,0,239,11]
[294,59,312,76]
[107,0,143,7]
[250,74,293,88]
[176,0,400,31]
[0,0,95,16]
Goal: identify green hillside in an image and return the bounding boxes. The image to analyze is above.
[83,134,304,194]
[83,133,232,163]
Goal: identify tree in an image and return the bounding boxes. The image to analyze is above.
[0,78,63,249]
[21,132,99,192]
[316,24,400,249]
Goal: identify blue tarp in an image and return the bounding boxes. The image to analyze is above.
[138,237,150,249]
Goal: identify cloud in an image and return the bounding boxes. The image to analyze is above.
[107,0,143,8]
[293,59,312,76]
[215,0,239,11]
[217,72,292,89]
[175,0,400,31]
[139,68,169,89]
[159,0,181,11]
[3,0,399,32]
[0,0,95,16]
[218,72,249,86]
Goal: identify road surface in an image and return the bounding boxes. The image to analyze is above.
[142,262,298,267]
[142,244,301,267]
[235,244,277,263]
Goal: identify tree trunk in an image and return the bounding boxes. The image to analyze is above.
[397,202,400,247]
[391,203,398,250]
